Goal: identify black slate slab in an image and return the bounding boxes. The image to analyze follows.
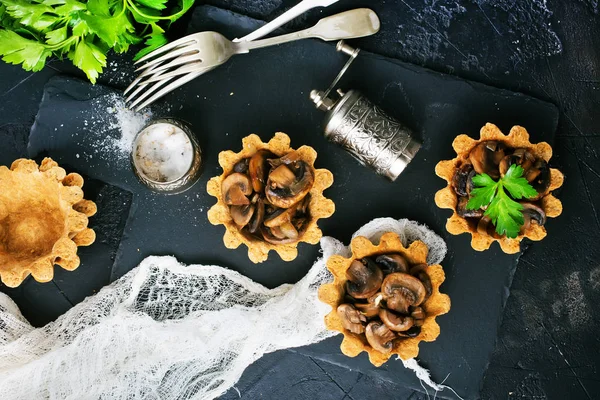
[23,5,559,398]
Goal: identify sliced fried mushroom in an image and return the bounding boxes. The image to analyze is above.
[396,326,422,338]
[261,226,297,244]
[381,272,426,314]
[477,216,500,238]
[456,196,484,218]
[499,148,535,176]
[409,264,432,303]
[375,254,409,274]
[354,292,383,318]
[520,202,546,231]
[337,304,367,334]
[279,222,298,240]
[233,158,249,173]
[365,321,396,353]
[230,204,255,228]
[249,150,275,192]
[345,259,384,299]
[268,164,297,188]
[222,173,252,205]
[527,159,551,197]
[266,160,315,209]
[247,198,265,234]
[452,163,474,197]
[379,309,414,332]
[469,141,505,179]
[264,206,296,228]
[411,306,426,327]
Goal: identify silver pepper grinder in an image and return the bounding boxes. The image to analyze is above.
[310,41,421,181]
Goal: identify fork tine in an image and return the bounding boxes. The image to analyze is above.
[124,62,163,96]
[141,62,205,84]
[135,46,200,73]
[137,54,203,78]
[128,77,173,110]
[134,71,205,111]
[134,35,198,65]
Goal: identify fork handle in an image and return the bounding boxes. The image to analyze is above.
[235,0,341,42]
[238,9,380,52]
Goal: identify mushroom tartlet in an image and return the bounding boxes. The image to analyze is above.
[318,232,451,366]
[207,133,335,262]
[0,158,97,287]
[435,124,564,254]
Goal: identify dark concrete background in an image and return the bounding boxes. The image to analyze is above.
[1,0,599,399]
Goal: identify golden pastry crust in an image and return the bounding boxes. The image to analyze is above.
[0,158,97,287]
[434,123,564,254]
[318,232,451,366]
[207,132,335,263]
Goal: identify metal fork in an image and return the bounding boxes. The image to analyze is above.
[124,3,378,111]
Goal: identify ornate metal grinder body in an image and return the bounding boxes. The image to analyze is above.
[310,41,421,181]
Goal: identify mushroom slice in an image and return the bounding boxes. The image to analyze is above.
[381,272,426,314]
[452,163,474,197]
[233,158,249,174]
[266,160,315,209]
[354,292,383,318]
[249,150,275,192]
[375,253,409,274]
[222,173,252,205]
[409,264,432,303]
[247,198,265,234]
[499,148,535,177]
[264,205,297,228]
[230,204,255,228]
[365,321,396,354]
[469,141,505,179]
[345,259,384,299]
[411,306,426,327]
[456,196,484,218]
[520,202,546,231]
[279,222,298,240]
[527,159,551,198]
[261,226,297,244]
[379,309,414,332]
[396,326,422,338]
[337,304,367,334]
[477,216,501,238]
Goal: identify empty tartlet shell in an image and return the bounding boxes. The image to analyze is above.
[0,158,97,287]
[207,132,335,263]
[318,232,451,366]
[434,123,564,254]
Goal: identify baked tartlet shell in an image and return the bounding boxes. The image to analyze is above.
[0,158,97,287]
[207,132,335,263]
[434,123,564,254]
[318,232,451,366]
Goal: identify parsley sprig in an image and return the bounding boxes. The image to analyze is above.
[466,164,538,239]
[0,0,194,83]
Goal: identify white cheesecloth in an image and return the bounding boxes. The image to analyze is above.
[0,218,456,399]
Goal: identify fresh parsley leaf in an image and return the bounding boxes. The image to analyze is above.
[135,0,168,11]
[464,163,539,238]
[502,164,539,200]
[0,0,196,82]
[485,189,523,238]
[0,29,52,70]
[69,38,106,83]
[1,0,56,30]
[467,183,497,210]
[45,25,67,45]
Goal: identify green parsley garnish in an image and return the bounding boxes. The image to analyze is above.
[0,0,194,83]
[466,164,538,238]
